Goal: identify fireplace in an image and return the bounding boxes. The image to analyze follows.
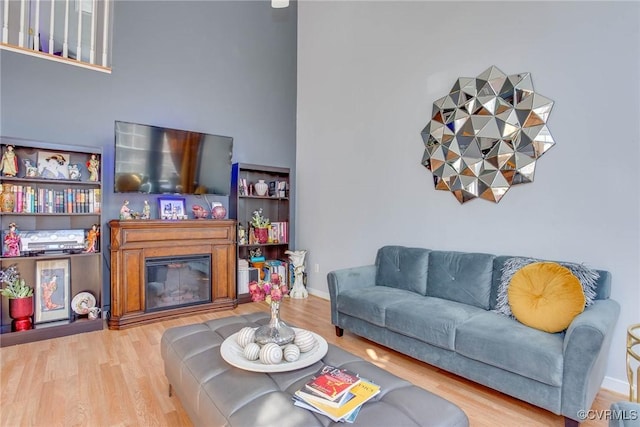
[146,255,211,312]
[108,219,236,330]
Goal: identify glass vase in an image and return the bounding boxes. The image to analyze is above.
[254,300,295,346]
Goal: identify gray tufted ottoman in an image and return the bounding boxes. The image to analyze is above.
[160,313,469,427]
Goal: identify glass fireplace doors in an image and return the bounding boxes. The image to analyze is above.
[145,255,212,312]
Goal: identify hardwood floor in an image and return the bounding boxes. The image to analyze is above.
[0,296,625,426]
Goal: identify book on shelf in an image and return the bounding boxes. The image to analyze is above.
[294,377,380,423]
[269,221,288,244]
[268,180,288,198]
[265,259,288,285]
[304,365,361,401]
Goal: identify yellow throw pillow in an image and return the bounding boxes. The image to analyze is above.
[508,262,586,333]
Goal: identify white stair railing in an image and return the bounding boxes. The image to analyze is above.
[0,0,112,72]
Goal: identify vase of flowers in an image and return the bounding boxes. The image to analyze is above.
[0,265,34,331]
[250,208,270,244]
[249,273,294,346]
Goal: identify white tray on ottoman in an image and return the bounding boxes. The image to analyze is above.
[160,312,469,427]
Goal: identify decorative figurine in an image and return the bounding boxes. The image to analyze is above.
[285,250,308,299]
[84,224,100,253]
[1,145,18,177]
[68,163,82,180]
[141,200,151,219]
[238,225,247,245]
[23,159,38,177]
[86,154,99,182]
[192,204,208,219]
[3,222,21,257]
[120,200,132,220]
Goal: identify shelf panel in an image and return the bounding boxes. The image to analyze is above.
[0,176,101,186]
[239,243,289,248]
[0,212,100,216]
[1,251,102,261]
[239,195,289,201]
[0,317,104,347]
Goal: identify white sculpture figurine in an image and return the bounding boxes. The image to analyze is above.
[285,250,308,299]
[141,200,151,219]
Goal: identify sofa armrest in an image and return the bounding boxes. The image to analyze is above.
[327,265,376,326]
[561,299,620,421]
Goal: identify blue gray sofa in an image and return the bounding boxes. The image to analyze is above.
[328,246,620,426]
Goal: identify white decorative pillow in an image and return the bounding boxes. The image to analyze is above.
[494,257,599,318]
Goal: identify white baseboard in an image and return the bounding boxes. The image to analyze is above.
[602,376,630,396]
[307,288,329,300]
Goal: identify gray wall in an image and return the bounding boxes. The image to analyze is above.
[1,1,297,311]
[297,1,639,393]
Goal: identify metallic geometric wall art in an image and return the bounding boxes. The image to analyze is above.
[420,66,555,204]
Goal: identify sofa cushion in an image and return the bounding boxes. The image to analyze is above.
[426,251,495,309]
[386,297,485,350]
[336,287,418,327]
[495,257,599,318]
[375,246,430,295]
[508,262,586,333]
[455,311,564,387]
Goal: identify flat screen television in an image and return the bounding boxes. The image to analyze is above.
[114,121,233,195]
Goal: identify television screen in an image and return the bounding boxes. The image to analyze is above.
[114,121,233,195]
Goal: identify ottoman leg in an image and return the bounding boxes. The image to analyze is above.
[335,326,344,337]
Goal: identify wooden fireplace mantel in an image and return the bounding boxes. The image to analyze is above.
[108,219,237,330]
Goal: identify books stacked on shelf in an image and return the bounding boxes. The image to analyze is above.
[293,365,381,423]
[265,259,289,286]
[7,185,101,214]
[238,259,259,295]
[269,221,288,244]
[268,180,288,198]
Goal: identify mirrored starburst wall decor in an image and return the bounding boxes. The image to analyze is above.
[420,66,555,204]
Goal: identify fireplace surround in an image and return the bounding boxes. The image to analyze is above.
[108,219,236,329]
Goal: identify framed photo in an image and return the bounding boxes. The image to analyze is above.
[35,259,70,324]
[37,150,71,180]
[158,197,186,220]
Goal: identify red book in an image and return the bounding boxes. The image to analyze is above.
[304,365,361,401]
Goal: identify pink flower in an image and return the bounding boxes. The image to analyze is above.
[248,281,266,302]
[248,278,289,303]
[270,287,283,301]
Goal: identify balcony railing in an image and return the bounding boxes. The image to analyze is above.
[0,0,112,73]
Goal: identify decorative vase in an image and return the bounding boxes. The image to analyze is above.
[9,296,34,331]
[254,179,268,197]
[211,204,227,219]
[254,227,269,244]
[254,299,295,346]
[1,183,15,213]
